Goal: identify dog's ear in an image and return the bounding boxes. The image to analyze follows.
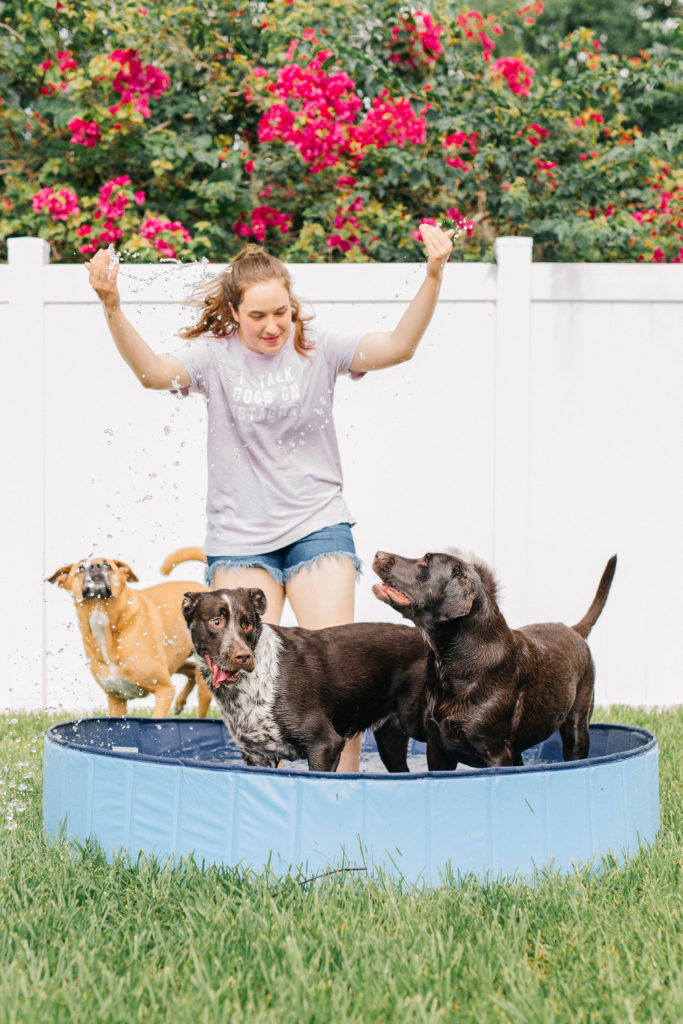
[113,561,139,583]
[46,565,74,588]
[182,592,203,623]
[247,588,267,617]
[436,579,476,622]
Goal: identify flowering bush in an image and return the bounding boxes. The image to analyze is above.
[1,0,681,263]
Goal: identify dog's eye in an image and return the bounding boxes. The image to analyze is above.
[210,616,222,627]
[76,565,85,573]
[241,620,253,633]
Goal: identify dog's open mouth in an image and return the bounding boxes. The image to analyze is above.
[372,582,412,606]
[81,583,113,600]
[203,653,240,689]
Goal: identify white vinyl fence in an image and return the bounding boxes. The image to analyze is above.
[0,237,681,713]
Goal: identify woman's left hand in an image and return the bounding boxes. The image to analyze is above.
[419,222,454,276]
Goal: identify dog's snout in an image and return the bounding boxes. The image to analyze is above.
[234,651,252,666]
[373,551,395,575]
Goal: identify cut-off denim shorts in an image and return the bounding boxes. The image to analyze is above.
[205,523,362,587]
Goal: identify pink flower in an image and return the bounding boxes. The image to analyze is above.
[56,50,77,72]
[443,130,479,170]
[68,117,101,148]
[258,57,426,171]
[517,2,544,26]
[31,186,80,221]
[388,11,445,71]
[490,57,535,97]
[140,214,192,255]
[526,122,548,146]
[535,159,559,186]
[108,49,170,119]
[75,225,92,236]
[445,207,474,235]
[91,176,136,223]
[258,56,363,171]
[232,205,293,241]
[354,91,427,151]
[456,11,502,62]
[134,191,146,205]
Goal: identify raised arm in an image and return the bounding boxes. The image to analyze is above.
[348,222,454,373]
[85,248,190,391]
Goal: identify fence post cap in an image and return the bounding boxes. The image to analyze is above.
[7,236,51,264]
[494,236,533,259]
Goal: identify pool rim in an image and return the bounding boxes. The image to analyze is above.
[44,718,657,780]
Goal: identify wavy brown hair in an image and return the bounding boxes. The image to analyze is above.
[179,244,314,355]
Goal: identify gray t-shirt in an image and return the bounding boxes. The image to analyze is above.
[171,323,364,555]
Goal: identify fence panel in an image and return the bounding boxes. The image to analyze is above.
[1,241,681,712]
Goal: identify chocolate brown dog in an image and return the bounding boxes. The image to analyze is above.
[48,550,210,717]
[182,587,428,772]
[373,550,617,770]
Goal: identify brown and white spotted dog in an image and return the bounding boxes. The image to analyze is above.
[181,587,429,772]
[48,550,210,717]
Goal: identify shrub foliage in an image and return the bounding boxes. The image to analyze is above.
[1,0,681,262]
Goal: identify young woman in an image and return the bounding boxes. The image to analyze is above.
[86,222,453,770]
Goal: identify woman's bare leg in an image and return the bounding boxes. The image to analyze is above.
[210,565,285,625]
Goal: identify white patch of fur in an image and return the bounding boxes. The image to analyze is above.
[88,609,146,699]
[89,610,116,672]
[213,624,299,765]
[100,677,147,699]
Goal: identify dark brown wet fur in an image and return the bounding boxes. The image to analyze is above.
[182,588,428,772]
[372,550,617,771]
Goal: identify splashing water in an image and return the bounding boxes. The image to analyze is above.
[114,253,219,293]
[106,243,121,276]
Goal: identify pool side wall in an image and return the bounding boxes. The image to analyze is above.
[42,734,660,883]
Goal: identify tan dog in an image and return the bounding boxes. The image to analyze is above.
[48,547,209,718]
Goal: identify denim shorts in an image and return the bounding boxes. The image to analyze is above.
[205,523,362,587]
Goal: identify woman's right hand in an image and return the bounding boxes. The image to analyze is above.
[85,247,121,313]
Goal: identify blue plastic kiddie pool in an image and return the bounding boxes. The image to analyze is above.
[43,718,659,883]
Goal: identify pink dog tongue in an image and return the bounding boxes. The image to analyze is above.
[381,583,411,606]
[204,654,230,688]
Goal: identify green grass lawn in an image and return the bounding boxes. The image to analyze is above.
[0,705,681,1023]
